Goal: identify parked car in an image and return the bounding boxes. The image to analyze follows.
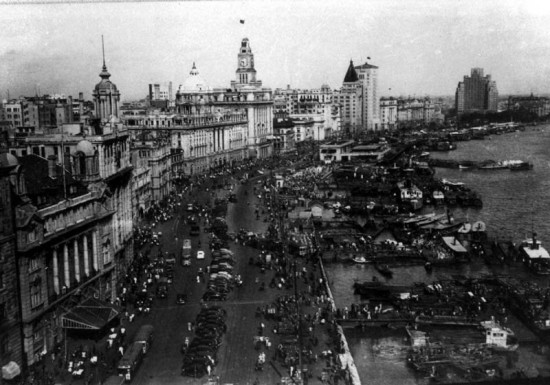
[197,250,205,260]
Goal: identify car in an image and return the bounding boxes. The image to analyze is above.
[176,293,187,305]
[182,255,191,266]
[187,204,195,212]
[197,250,205,260]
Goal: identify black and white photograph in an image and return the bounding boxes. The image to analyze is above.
[2,1,550,384]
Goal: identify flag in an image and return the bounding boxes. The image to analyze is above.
[240,19,245,24]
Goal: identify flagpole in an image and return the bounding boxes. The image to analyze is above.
[61,125,67,200]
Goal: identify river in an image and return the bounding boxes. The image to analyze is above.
[325,124,550,384]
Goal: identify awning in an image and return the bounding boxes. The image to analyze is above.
[2,361,21,380]
[61,298,120,330]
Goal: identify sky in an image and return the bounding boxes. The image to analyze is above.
[2,0,550,101]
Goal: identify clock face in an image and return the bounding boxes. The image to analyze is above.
[240,58,248,67]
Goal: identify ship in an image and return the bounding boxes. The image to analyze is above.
[508,160,533,171]
[519,233,550,275]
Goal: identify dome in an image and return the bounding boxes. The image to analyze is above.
[180,62,210,92]
[0,152,18,168]
[94,64,119,93]
[75,140,95,156]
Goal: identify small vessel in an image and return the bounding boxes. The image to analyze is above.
[352,255,369,264]
[508,160,533,171]
[458,164,471,170]
[375,263,393,278]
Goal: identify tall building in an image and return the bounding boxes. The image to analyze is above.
[4,53,134,370]
[455,68,498,114]
[334,59,380,134]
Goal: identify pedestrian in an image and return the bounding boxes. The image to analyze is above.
[207,364,212,376]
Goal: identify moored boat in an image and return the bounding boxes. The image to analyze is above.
[508,160,533,171]
[519,233,550,275]
[352,255,369,264]
[375,263,393,278]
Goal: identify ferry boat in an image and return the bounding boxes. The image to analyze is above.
[519,234,550,275]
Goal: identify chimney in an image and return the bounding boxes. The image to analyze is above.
[47,155,57,178]
[68,95,74,123]
[78,92,84,120]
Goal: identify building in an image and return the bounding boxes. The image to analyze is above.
[123,38,274,182]
[273,86,341,140]
[148,82,174,109]
[508,94,550,118]
[334,59,380,134]
[3,54,134,370]
[455,68,498,114]
[379,97,398,130]
[355,61,380,131]
[0,147,24,381]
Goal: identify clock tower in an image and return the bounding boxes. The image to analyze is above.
[233,38,262,89]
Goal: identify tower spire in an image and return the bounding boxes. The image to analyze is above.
[102,35,106,69]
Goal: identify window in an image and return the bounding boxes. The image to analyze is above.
[29,258,39,272]
[0,333,9,356]
[30,278,43,308]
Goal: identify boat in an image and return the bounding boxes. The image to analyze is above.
[353,281,414,300]
[508,160,533,171]
[478,160,508,170]
[519,233,550,275]
[414,314,480,327]
[458,164,471,170]
[441,178,464,187]
[480,320,519,351]
[375,263,393,278]
[424,262,433,273]
[352,255,369,264]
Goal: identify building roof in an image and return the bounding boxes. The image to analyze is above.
[75,139,96,156]
[180,62,210,93]
[0,152,18,168]
[94,63,119,93]
[343,60,359,83]
[18,154,86,206]
[355,62,378,70]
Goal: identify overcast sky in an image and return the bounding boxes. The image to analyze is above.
[2,0,550,101]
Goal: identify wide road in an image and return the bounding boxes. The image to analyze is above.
[131,174,333,385]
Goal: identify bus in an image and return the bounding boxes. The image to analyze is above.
[133,324,154,354]
[117,341,144,382]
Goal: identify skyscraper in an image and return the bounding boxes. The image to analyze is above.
[455,68,498,114]
[334,59,380,134]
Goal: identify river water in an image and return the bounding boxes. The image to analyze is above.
[325,124,550,384]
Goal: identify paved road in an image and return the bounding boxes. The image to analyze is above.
[130,176,335,385]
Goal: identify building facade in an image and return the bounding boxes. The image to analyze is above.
[0,149,24,382]
[508,95,550,117]
[334,59,380,134]
[3,57,134,370]
[455,68,498,114]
